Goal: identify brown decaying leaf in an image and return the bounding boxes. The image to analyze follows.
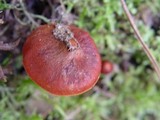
[0,39,20,51]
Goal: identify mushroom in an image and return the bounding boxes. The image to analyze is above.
[22,23,101,96]
[101,60,113,74]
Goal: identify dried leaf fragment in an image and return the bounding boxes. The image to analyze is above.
[0,39,20,51]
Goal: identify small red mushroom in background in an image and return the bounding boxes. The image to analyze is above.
[22,23,101,96]
[101,60,113,74]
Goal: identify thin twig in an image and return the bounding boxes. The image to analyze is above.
[120,0,160,80]
[0,25,9,36]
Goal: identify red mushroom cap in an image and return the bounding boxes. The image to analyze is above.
[23,24,101,96]
[101,60,113,74]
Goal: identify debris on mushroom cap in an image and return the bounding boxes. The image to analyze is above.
[53,23,79,51]
[53,23,74,42]
[23,24,101,96]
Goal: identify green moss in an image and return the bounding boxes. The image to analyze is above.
[1,0,160,120]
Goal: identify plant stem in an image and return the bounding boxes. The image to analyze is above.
[120,0,160,80]
[19,0,39,27]
[31,14,51,23]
